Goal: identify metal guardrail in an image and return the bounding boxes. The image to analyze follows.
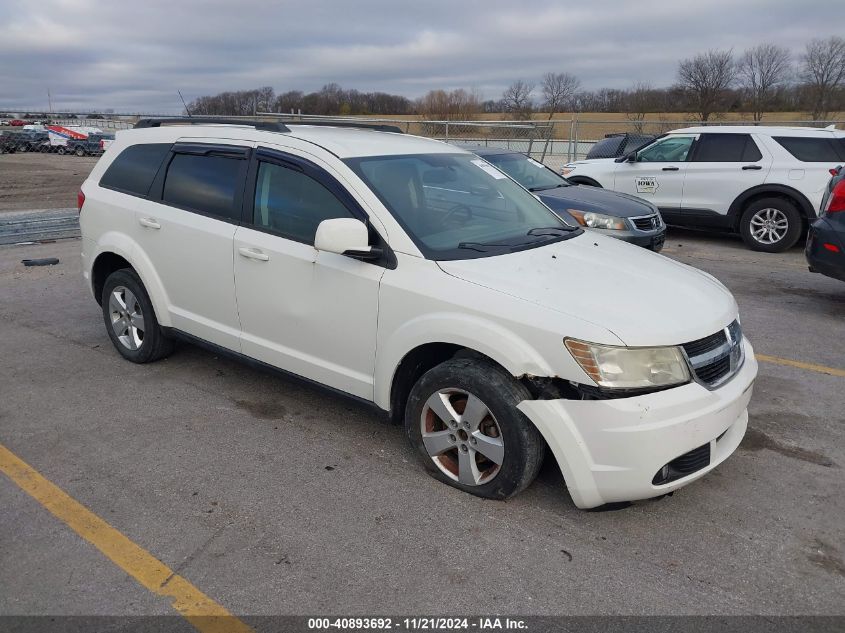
[0,209,80,245]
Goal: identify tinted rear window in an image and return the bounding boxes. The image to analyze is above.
[692,134,762,162]
[162,153,242,220]
[99,143,171,196]
[773,136,845,162]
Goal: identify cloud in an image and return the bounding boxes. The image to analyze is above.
[0,0,837,112]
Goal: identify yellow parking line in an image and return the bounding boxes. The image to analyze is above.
[0,443,253,633]
[757,354,845,378]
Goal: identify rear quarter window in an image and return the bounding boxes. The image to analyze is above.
[772,136,845,162]
[99,143,171,196]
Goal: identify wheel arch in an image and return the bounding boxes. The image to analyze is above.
[89,237,171,326]
[728,185,815,229]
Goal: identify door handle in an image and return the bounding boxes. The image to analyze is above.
[138,217,160,229]
[238,247,270,262]
[742,165,763,170]
[661,166,679,171]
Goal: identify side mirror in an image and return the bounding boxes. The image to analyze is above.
[314,218,382,260]
[615,152,637,163]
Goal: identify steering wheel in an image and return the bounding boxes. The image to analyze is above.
[442,204,473,226]
[654,153,667,161]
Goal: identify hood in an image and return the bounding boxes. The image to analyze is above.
[437,233,737,347]
[537,184,656,218]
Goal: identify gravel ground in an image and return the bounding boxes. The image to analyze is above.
[0,153,97,212]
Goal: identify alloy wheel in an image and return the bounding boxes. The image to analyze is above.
[420,389,504,486]
[750,207,789,245]
[108,286,145,350]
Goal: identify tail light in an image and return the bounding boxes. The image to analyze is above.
[99,139,104,150]
[824,179,845,214]
[77,190,85,213]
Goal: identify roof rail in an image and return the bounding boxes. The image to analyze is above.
[134,117,290,132]
[262,117,404,134]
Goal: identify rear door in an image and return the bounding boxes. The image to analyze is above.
[681,133,771,215]
[136,139,251,350]
[610,134,698,211]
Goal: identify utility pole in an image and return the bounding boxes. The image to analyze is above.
[47,88,53,114]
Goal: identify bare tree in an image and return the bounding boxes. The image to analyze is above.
[625,82,656,131]
[541,72,579,120]
[738,44,791,122]
[801,36,845,121]
[677,49,735,121]
[502,80,535,120]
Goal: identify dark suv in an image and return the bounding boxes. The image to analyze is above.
[585,133,656,160]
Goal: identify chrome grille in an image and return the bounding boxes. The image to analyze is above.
[681,320,744,389]
[630,214,661,231]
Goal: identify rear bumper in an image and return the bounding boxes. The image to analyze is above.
[806,219,845,282]
[518,339,757,509]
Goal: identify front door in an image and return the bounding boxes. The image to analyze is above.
[612,134,698,211]
[233,148,385,400]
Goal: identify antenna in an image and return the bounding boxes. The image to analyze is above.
[178,91,192,117]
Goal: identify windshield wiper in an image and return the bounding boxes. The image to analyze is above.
[529,183,570,192]
[526,226,576,236]
[457,241,514,252]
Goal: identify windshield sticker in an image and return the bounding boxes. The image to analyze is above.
[635,177,659,194]
[471,159,507,179]
[527,158,544,168]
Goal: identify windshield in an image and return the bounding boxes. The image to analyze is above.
[482,152,569,191]
[345,153,580,260]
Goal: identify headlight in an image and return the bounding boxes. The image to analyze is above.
[561,167,575,176]
[567,209,627,231]
[565,339,691,389]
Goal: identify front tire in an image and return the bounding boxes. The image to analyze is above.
[405,358,544,499]
[739,197,802,253]
[101,268,173,363]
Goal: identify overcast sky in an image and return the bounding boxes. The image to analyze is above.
[0,0,838,113]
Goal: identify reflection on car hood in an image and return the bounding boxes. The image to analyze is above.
[437,233,737,347]
[538,184,656,218]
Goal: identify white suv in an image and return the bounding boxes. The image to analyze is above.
[563,126,845,252]
[79,118,757,509]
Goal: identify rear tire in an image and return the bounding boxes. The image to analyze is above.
[739,197,802,253]
[405,357,544,499]
[101,268,174,363]
[56,146,66,155]
[75,147,85,157]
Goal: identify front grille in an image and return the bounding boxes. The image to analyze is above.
[681,321,743,388]
[652,443,711,485]
[631,214,660,231]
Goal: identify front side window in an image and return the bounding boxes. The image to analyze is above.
[636,136,696,162]
[253,161,355,244]
[345,153,578,260]
[773,136,845,162]
[482,153,569,192]
[162,153,243,220]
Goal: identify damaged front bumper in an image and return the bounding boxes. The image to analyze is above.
[517,340,757,509]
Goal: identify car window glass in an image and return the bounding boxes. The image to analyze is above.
[692,134,760,162]
[253,161,355,244]
[100,143,171,196]
[772,137,845,162]
[483,153,564,190]
[162,154,242,220]
[637,136,695,162]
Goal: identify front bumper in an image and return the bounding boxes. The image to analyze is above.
[518,339,757,509]
[587,226,666,251]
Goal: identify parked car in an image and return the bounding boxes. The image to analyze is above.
[9,119,27,127]
[472,147,665,251]
[80,117,756,510]
[0,131,18,153]
[806,165,845,282]
[0,119,9,126]
[63,134,112,156]
[13,130,50,152]
[585,132,656,160]
[562,126,845,252]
